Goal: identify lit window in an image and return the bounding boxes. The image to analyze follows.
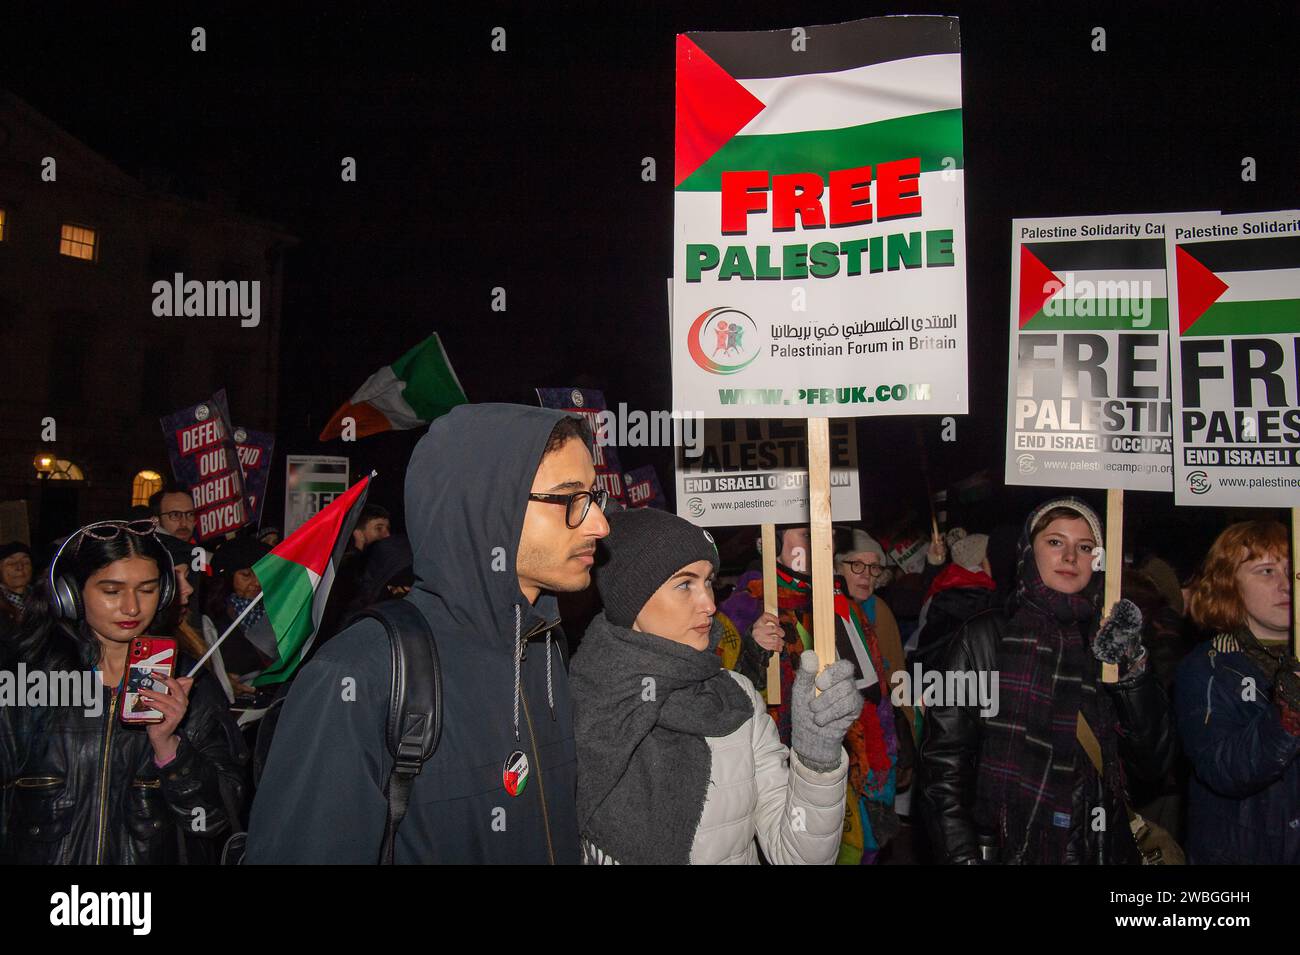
[33,456,85,480]
[132,470,164,507]
[59,223,97,261]
[0,207,6,242]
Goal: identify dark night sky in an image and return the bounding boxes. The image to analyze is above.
[5,0,1299,557]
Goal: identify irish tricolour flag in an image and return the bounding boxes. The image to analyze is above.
[246,473,372,686]
[320,333,467,441]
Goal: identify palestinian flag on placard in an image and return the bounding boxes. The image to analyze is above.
[1174,236,1300,336]
[319,333,467,441]
[674,16,963,192]
[246,473,371,686]
[1018,238,1168,330]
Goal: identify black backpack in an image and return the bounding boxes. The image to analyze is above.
[357,599,443,864]
[243,599,442,865]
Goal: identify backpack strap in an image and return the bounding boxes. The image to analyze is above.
[354,600,442,865]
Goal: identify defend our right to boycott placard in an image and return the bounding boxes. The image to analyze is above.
[160,389,249,542]
[1168,209,1300,506]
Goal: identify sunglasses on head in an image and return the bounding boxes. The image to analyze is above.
[72,519,159,556]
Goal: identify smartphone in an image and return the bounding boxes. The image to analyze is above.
[121,637,177,724]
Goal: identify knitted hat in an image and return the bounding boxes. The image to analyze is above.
[835,528,885,565]
[0,541,32,562]
[1026,496,1103,549]
[946,528,990,572]
[212,536,270,578]
[155,532,196,570]
[1138,555,1185,615]
[595,509,719,627]
[357,535,414,605]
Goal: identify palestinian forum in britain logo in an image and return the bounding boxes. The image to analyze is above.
[687,306,760,374]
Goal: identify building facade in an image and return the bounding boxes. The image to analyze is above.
[0,90,294,554]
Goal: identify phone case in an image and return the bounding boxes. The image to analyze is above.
[121,637,176,724]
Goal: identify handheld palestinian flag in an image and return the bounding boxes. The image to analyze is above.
[247,473,372,686]
[319,333,467,441]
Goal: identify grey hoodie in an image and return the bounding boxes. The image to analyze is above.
[246,404,582,863]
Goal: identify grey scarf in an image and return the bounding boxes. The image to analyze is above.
[570,611,753,864]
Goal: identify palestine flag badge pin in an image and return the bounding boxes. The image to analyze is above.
[503,750,530,796]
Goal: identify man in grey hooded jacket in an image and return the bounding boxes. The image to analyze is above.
[246,404,609,863]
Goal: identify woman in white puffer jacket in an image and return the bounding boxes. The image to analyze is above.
[571,508,860,865]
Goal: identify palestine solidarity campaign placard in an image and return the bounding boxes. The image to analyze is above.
[671,16,968,419]
[1006,214,1179,492]
[1168,210,1300,507]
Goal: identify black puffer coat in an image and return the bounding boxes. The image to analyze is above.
[0,655,247,864]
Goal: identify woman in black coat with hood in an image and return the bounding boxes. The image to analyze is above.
[919,496,1175,864]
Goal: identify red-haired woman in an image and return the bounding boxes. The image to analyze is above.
[1175,520,1300,864]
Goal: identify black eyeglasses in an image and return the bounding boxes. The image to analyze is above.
[527,488,609,528]
[160,510,196,522]
[843,559,884,578]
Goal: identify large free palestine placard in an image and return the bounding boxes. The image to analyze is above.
[675,418,860,527]
[1168,210,1300,507]
[671,15,969,419]
[1006,214,1179,492]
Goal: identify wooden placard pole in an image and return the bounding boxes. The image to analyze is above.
[1292,510,1300,660]
[807,419,837,674]
[761,523,781,704]
[1101,488,1124,684]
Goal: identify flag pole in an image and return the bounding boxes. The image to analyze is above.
[1101,488,1124,684]
[761,523,780,705]
[808,419,837,678]
[186,590,265,678]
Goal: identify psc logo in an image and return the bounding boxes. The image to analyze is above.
[1016,453,1037,476]
[687,307,759,375]
[1187,470,1211,495]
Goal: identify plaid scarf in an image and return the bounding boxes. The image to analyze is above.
[974,542,1125,864]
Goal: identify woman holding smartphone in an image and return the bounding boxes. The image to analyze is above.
[0,520,246,864]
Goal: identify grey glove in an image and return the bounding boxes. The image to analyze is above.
[1092,597,1147,672]
[791,651,863,773]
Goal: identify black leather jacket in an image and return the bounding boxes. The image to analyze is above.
[1,658,247,864]
[919,610,1175,864]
